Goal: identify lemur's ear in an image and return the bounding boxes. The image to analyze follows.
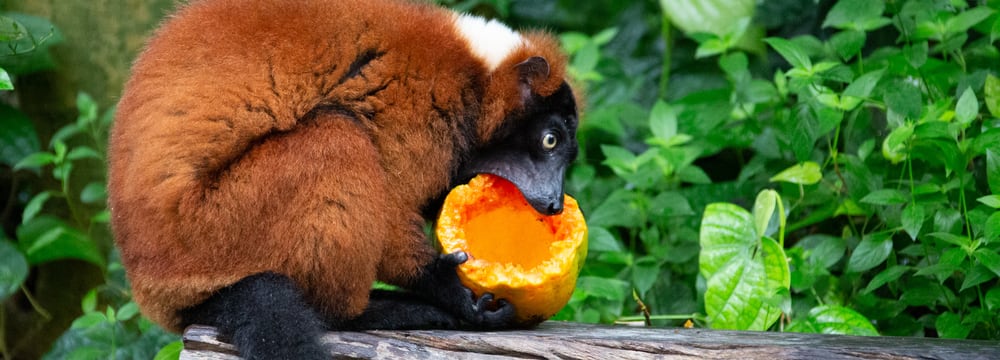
[515,56,550,100]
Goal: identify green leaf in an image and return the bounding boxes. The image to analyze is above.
[901,203,925,240]
[91,210,111,224]
[601,145,638,174]
[678,165,711,184]
[992,14,1000,44]
[13,151,55,170]
[752,190,781,240]
[650,191,694,217]
[842,69,884,105]
[929,232,972,249]
[900,282,950,307]
[985,74,1000,118]
[588,189,644,229]
[48,123,80,149]
[974,248,1000,277]
[699,203,756,279]
[803,305,879,336]
[985,212,1000,245]
[648,100,678,143]
[695,36,728,58]
[0,16,27,42]
[961,264,995,291]
[52,162,72,182]
[829,30,865,61]
[0,67,11,90]
[847,232,893,273]
[591,28,617,46]
[972,129,1000,156]
[822,0,885,30]
[53,140,67,161]
[703,237,788,331]
[0,104,40,167]
[799,235,846,269]
[986,287,1000,311]
[597,251,632,266]
[903,41,928,68]
[80,182,107,204]
[935,312,972,339]
[575,276,628,301]
[719,52,749,82]
[0,14,63,75]
[978,195,1000,209]
[0,240,28,300]
[862,265,910,294]
[76,92,98,127]
[913,122,951,140]
[988,150,1000,195]
[945,7,995,34]
[66,146,101,161]
[81,288,97,312]
[660,0,755,36]
[884,83,922,120]
[21,191,51,225]
[153,341,183,360]
[70,312,107,330]
[700,198,789,331]
[911,138,964,173]
[860,189,908,205]
[588,226,623,252]
[881,124,913,163]
[954,87,979,126]
[571,41,600,75]
[769,161,822,185]
[117,301,140,321]
[16,216,105,266]
[559,31,590,55]
[632,256,662,295]
[765,37,811,69]
[858,139,876,160]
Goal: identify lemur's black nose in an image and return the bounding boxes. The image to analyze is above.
[545,199,563,215]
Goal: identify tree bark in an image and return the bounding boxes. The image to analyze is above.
[180,322,1000,360]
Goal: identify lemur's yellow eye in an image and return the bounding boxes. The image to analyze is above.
[542,133,558,150]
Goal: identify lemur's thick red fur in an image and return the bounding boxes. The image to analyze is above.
[108,0,567,332]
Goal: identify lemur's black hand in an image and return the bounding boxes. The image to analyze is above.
[420,251,515,329]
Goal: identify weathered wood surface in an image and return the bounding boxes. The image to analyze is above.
[180,321,999,360]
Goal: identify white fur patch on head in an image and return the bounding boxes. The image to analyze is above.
[453,13,523,71]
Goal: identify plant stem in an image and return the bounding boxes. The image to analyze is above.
[0,307,8,360]
[616,313,703,322]
[659,17,673,99]
[20,284,51,320]
[858,50,864,74]
[907,158,916,204]
[958,172,974,246]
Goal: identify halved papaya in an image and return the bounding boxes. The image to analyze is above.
[436,174,587,326]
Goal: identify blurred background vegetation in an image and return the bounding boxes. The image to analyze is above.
[2,0,999,358]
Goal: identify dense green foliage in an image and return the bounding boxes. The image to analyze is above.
[0,12,178,360]
[531,0,1000,339]
[1,0,998,358]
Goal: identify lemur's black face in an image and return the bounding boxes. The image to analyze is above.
[464,82,579,215]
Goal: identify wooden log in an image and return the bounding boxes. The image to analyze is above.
[180,321,999,360]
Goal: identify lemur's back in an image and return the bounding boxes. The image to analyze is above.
[108,0,568,332]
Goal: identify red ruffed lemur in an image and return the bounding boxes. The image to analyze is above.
[108,0,579,358]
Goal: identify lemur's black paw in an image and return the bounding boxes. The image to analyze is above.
[423,250,516,329]
[469,293,515,329]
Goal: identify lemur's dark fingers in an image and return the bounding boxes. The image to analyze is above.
[441,251,469,266]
